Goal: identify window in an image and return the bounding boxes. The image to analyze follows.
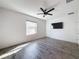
[26,21,37,35]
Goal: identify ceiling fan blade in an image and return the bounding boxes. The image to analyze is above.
[40,8,45,13]
[37,13,44,15]
[47,13,53,15]
[47,8,55,13]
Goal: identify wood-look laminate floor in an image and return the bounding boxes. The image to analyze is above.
[4,37,79,59]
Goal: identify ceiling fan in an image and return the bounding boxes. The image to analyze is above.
[37,7,55,17]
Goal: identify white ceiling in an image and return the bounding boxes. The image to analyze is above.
[0,0,66,19]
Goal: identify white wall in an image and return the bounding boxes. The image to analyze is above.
[0,8,46,49]
[46,0,78,43]
[77,0,79,44]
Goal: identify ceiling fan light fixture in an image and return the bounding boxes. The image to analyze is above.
[37,7,55,17]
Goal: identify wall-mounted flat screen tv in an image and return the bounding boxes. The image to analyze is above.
[51,22,63,29]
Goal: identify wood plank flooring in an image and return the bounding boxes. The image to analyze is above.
[3,37,79,59]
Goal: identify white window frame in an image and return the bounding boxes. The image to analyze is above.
[25,21,37,36]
